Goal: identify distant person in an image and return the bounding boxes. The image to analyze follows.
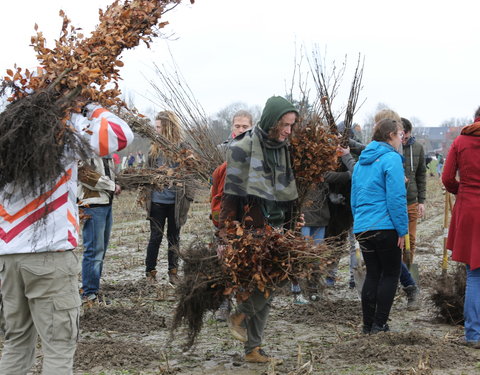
[442,106,480,348]
[137,150,145,168]
[351,118,408,334]
[144,111,193,285]
[400,117,426,310]
[436,152,444,177]
[127,152,135,168]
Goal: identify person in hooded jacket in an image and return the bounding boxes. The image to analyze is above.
[351,118,408,334]
[401,118,426,258]
[399,117,426,310]
[442,106,480,348]
[373,110,420,307]
[219,96,298,363]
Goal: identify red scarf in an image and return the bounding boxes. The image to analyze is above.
[461,119,480,136]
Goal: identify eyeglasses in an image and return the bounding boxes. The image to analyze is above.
[397,131,405,140]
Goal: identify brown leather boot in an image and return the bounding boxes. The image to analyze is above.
[146,270,157,284]
[245,347,282,364]
[228,312,247,342]
[168,268,179,285]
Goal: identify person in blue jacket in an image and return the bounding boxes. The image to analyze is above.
[351,118,408,334]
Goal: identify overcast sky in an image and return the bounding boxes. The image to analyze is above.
[1,0,479,126]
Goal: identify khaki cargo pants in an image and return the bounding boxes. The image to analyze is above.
[237,288,273,354]
[0,251,81,375]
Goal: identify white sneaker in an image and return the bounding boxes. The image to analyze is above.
[293,293,309,305]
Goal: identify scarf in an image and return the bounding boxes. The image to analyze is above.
[461,119,480,136]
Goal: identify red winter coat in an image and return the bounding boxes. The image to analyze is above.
[442,124,480,270]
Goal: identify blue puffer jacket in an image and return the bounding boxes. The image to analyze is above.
[351,141,408,237]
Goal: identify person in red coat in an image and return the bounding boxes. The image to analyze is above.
[442,106,480,347]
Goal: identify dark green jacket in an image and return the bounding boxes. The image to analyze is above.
[403,139,426,205]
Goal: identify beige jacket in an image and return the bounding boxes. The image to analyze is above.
[77,157,116,206]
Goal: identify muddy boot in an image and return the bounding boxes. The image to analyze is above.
[404,285,420,311]
[146,270,157,285]
[371,323,390,334]
[245,347,283,364]
[168,268,179,285]
[228,312,247,342]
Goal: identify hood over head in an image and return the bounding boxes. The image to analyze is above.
[257,96,298,133]
[405,135,416,146]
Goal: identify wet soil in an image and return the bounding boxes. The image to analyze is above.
[282,298,362,327]
[321,331,472,369]
[80,305,167,334]
[2,178,480,374]
[74,338,165,372]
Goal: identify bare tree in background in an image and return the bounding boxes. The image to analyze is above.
[441,116,471,127]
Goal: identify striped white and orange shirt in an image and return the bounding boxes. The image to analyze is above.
[0,104,134,255]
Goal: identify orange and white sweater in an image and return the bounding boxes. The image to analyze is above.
[0,104,134,255]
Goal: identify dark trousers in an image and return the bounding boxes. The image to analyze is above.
[145,203,180,272]
[356,230,401,327]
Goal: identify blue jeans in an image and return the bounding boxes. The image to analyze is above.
[465,265,480,343]
[301,226,327,289]
[301,226,325,244]
[399,262,416,287]
[81,205,113,296]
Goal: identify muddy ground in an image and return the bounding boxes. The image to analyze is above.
[2,177,480,374]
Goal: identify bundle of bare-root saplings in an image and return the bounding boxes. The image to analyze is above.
[0,0,190,199]
[171,114,342,348]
